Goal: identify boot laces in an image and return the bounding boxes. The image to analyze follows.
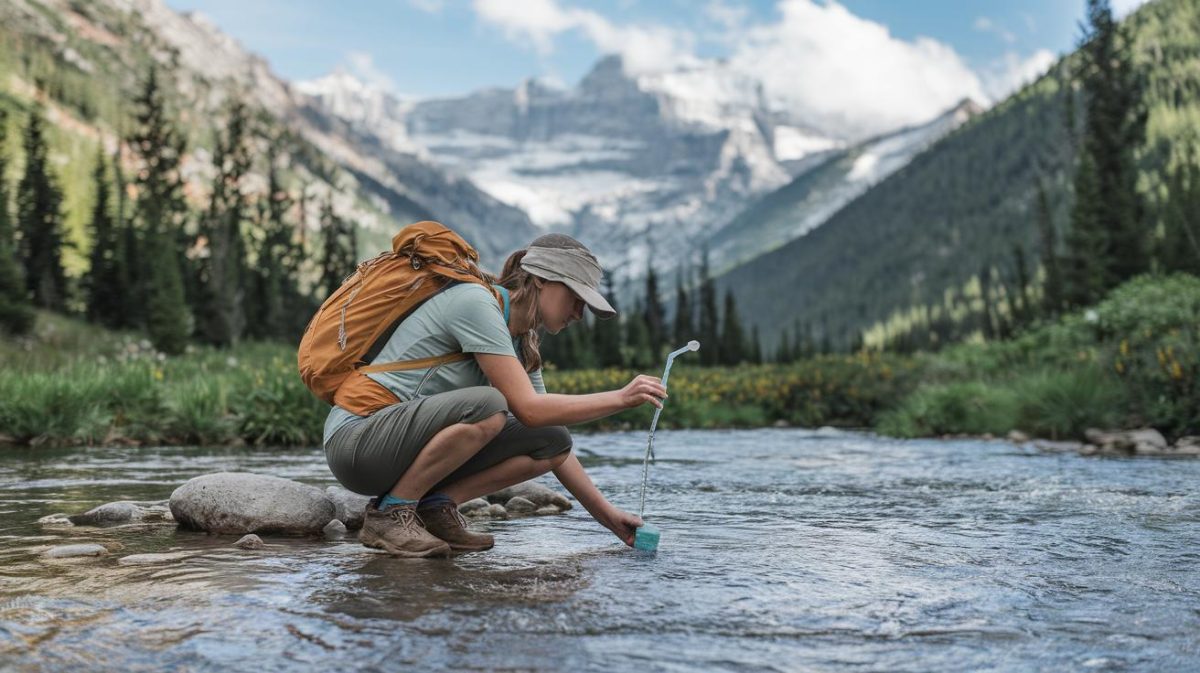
[387,506,425,532]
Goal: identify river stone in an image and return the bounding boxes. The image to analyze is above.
[484,504,509,520]
[1084,428,1168,456]
[323,519,348,538]
[1007,430,1031,443]
[37,513,73,527]
[534,506,561,516]
[458,498,490,515]
[1173,436,1200,456]
[170,473,335,535]
[325,486,371,530]
[234,534,265,550]
[118,551,194,566]
[44,543,107,559]
[505,496,537,514]
[68,500,173,526]
[487,482,572,511]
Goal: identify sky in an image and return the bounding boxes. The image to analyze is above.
[163,0,1149,139]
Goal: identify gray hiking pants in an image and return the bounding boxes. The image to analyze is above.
[324,386,572,496]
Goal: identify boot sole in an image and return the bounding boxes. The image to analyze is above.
[359,531,452,558]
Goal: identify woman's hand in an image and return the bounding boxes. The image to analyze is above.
[618,375,667,409]
[599,505,644,547]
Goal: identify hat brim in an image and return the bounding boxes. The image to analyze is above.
[562,279,617,319]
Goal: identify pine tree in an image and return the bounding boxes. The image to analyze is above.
[592,274,623,367]
[0,110,34,334]
[719,289,746,365]
[84,146,126,327]
[643,263,666,357]
[624,297,654,369]
[749,325,762,365]
[318,196,356,298]
[1065,0,1147,305]
[1159,158,1200,275]
[1011,242,1032,329]
[16,106,67,311]
[697,249,719,366]
[197,98,252,347]
[250,141,307,341]
[672,266,693,345]
[1035,180,1064,315]
[978,265,996,340]
[131,66,191,354]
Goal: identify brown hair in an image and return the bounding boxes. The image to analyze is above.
[493,249,543,373]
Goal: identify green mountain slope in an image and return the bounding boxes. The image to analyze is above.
[715,0,1200,351]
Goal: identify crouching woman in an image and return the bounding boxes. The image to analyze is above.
[322,234,666,557]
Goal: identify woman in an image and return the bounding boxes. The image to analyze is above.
[323,233,667,557]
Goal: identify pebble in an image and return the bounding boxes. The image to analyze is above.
[233,534,265,550]
[44,544,107,559]
[323,519,348,538]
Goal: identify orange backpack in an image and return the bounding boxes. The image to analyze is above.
[297,220,506,416]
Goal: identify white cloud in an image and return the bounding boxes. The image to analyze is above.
[344,51,397,91]
[728,0,988,139]
[980,49,1057,102]
[472,0,696,72]
[973,16,1016,44]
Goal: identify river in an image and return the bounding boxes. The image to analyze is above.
[1,428,1197,671]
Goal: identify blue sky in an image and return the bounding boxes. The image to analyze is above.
[163,0,1146,137]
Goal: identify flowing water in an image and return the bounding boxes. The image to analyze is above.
[0,428,1197,672]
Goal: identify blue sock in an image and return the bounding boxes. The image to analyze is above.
[377,494,418,511]
[418,492,454,510]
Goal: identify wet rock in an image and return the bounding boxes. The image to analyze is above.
[37,513,73,527]
[325,486,371,530]
[118,551,194,566]
[170,473,335,535]
[1084,428,1168,456]
[483,504,509,520]
[233,534,264,550]
[505,496,537,514]
[534,505,561,516]
[1007,430,1030,443]
[458,498,490,516]
[323,519,348,538]
[772,419,789,428]
[1034,439,1087,454]
[487,482,572,511]
[1173,436,1200,456]
[44,543,107,559]
[68,500,173,526]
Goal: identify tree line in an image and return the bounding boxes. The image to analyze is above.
[0,66,359,352]
[877,0,1199,354]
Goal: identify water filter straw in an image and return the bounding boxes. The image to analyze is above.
[634,340,700,552]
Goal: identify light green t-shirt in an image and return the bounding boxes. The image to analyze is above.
[322,282,544,445]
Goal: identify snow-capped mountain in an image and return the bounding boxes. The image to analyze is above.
[705,99,984,272]
[29,0,540,266]
[300,55,850,287]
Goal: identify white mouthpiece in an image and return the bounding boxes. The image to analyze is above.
[687,340,700,351]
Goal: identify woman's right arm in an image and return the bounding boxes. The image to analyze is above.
[475,353,666,427]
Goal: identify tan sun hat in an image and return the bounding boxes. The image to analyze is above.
[519,234,617,319]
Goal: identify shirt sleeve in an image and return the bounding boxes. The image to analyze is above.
[528,368,546,394]
[442,285,519,357]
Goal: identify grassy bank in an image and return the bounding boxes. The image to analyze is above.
[1,274,1195,447]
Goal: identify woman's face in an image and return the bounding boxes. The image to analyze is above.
[536,279,586,334]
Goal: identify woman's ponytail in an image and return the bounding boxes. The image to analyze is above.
[496,249,543,373]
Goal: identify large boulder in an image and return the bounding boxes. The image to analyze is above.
[169,473,335,535]
[325,486,372,530]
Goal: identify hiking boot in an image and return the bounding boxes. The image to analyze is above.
[419,502,495,553]
[358,500,451,558]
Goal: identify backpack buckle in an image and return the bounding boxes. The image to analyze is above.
[411,256,422,270]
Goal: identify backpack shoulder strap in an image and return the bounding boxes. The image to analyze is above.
[493,284,510,324]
